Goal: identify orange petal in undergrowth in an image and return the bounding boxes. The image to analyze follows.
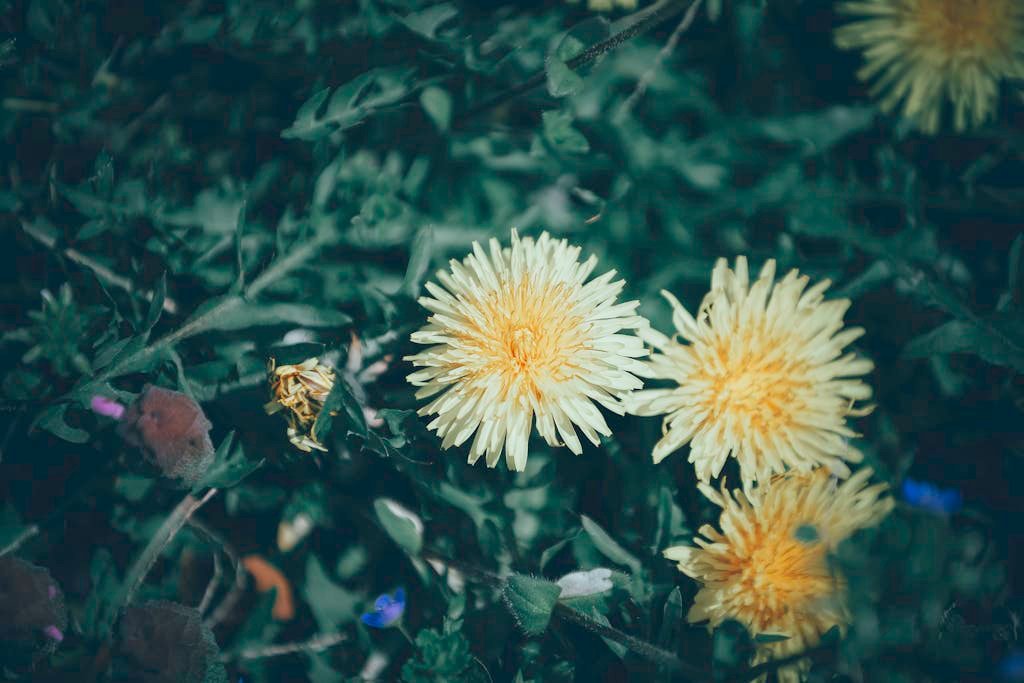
[241,555,295,621]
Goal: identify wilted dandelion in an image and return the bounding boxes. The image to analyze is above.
[834,0,1024,133]
[405,230,648,472]
[626,257,873,488]
[265,357,336,453]
[664,468,893,683]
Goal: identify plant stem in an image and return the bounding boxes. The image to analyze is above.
[453,0,692,127]
[105,488,218,636]
[419,550,706,680]
[220,631,348,662]
[192,517,248,629]
[616,0,704,121]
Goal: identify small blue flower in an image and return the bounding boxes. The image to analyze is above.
[360,588,405,628]
[901,478,963,515]
[1000,650,1024,681]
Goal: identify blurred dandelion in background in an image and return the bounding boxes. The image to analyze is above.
[663,468,893,682]
[406,230,648,472]
[627,257,874,488]
[835,0,1024,133]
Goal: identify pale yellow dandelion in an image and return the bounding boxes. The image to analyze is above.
[835,0,1024,134]
[664,468,893,683]
[265,357,336,453]
[625,257,873,488]
[405,230,648,472]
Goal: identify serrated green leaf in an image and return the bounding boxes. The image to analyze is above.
[193,431,265,490]
[546,57,584,98]
[503,574,562,636]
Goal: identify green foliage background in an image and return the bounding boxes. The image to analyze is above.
[2,0,1023,681]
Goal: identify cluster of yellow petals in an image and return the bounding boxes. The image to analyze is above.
[265,357,337,453]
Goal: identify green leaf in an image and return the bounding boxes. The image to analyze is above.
[193,431,265,490]
[313,374,367,442]
[420,87,452,131]
[402,226,435,298]
[581,515,641,574]
[503,574,562,636]
[904,314,1024,373]
[194,298,352,333]
[282,68,416,142]
[31,403,89,443]
[542,111,589,155]
[546,57,584,98]
[142,272,167,334]
[304,555,360,631]
[374,498,424,555]
[753,633,790,643]
[400,3,458,40]
[658,587,683,650]
[751,106,875,153]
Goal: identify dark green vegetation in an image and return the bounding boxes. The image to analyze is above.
[2,0,1023,681]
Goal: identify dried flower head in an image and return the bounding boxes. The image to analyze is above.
[265,357,337,452]
[834,0,1024,133]
[664,469,893,683]
[0,557,67,669]
[405,230,648,472]
[117,601,226,683]
[117,385,216,485]
[626,257,873,488]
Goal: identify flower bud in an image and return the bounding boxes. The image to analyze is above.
[117,385,215,485]
[117,600,226,683]
[0,557,67,669]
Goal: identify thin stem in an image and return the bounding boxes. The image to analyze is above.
[197,548,223,615]
[0,524,40,557]
[419,550,706,680]
[21,219,178,314]
[397,623,415,645]
[196,517,248,629]
[616,0,704,121]
[552,603,704,679]
[453,0,691,127]
[106,488,218,636]
[220,631,348,662]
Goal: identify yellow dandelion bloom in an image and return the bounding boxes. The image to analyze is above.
[664,468,893,683]
[834,0,1024,134]
[265,357,336,453]
[625,257,873,488]
[405,230,648,472]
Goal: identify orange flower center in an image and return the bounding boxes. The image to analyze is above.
[730,523,837,632]
[457,279,586,401]
[694,328,810,435]
[914,0,1016,56]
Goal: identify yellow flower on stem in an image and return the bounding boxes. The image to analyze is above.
[265,357,337,453]
[405,230,648,472]
[834,0,1024,133]
[664,468,893,683]
[626,256,873,488]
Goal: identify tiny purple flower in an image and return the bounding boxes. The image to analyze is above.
[90,395,125,420]
[43,625,64,642]
[901,478,963,516]
[360,588,405,628]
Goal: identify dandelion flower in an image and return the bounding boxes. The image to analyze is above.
[265,357,336,453]
[834,0,1024,134]
[625,257,873,488]
[664,468,893,683]
[405,230,648,472]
